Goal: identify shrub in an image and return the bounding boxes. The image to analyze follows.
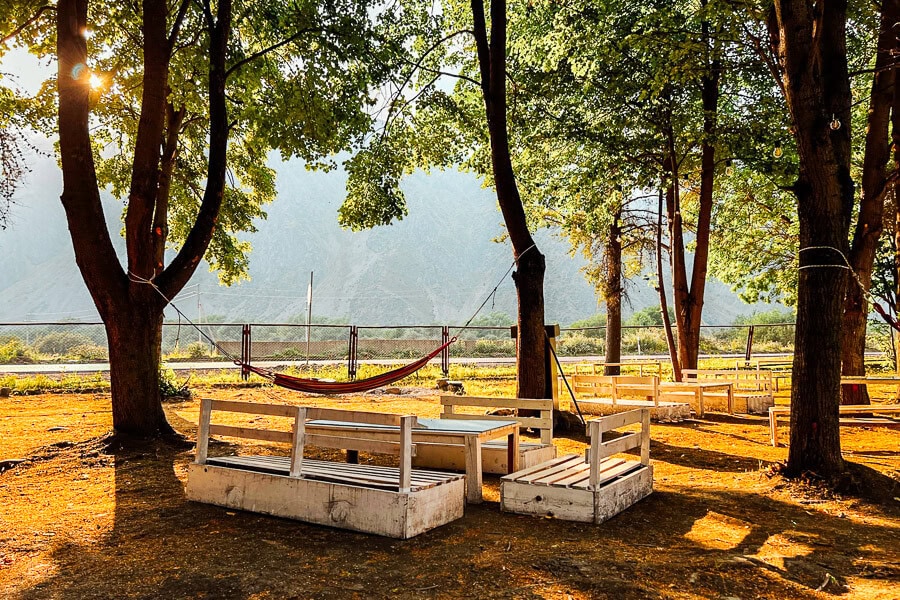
[159,366,190,398]
[186,342,208,359]
[0,338,33,363]
[33,332,94,356]
[69,344,108,361]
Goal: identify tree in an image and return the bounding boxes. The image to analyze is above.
[769,0,854,477]
[840,0,900,404]
[339,0,550,399]
[3,0,404,436]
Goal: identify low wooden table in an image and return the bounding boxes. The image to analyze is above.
[305,418,520,504]
[658,382,734,417]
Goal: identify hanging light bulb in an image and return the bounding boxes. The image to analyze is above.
[773,146,783,158]
[830,114,841,130]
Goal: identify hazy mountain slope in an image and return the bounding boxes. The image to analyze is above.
[0,153,777,325]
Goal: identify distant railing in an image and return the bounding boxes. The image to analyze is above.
[0,319,894,379]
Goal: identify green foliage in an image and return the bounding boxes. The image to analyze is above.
[567,314,606,339]
[33,332,95,356]
[186,342,208,360]
[0,337,32,363]
[625,306,673,327]
[159,366,189,399]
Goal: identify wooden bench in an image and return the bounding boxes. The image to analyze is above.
[411,396,556,475]
[569,374,660,406]
[501,408,652,524]
[185,399,465,539]
[840,377,900,401]
[768,404,900,446]
[681,369,774,414]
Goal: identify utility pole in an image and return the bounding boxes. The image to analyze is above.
[306,271,313,367]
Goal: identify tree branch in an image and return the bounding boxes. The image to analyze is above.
[225,27,324,80]
[1,5,57,46]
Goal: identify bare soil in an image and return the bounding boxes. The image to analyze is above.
[1,387,898,599]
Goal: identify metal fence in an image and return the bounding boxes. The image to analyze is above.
[1,320,894,378]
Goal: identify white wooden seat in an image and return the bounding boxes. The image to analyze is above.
[681,369,775,414]
[411,396,556,474]
[186,399,465,539]
[501,408,652,524]
[768,404,900,446]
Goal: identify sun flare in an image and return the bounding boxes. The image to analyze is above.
[88,73,104,90]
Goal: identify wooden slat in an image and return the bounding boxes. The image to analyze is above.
[207,399,297,417]
[516,455,586,484]
[598,432,642,458]
[399,415,413,492]
[305,408,415,427]
[303,433,414,457]
[585,409,644,435]
[440,395,554,410]
[577,460,642,490]
[501,454,581,481]
[196,398,212,464]
[208,424,293,444]
[439,412,552,430]
[289,407,306,477]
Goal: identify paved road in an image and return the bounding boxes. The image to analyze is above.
[0,354,766,375]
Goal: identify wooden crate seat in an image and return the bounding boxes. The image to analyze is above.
[186,399,465,539]
[681,369,775,414]
[501,408,653,524]
[411,396,556,475]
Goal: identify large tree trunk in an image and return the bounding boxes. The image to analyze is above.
[57,0,232,438]
[106,301,173,435]
[472,0,547,398]
[604,215,622,376]
[772,0,853,478]
[840,0,899,405]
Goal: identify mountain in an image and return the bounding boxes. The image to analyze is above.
[0,151,778,326]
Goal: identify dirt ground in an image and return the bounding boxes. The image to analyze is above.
[1,386,898,600]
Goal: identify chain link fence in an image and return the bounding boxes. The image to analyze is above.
[1,320,895,374]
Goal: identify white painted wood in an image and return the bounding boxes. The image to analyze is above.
[399,416,413,493]
[439,395,554,410]
[290,407,307,477]
[196,398,212,464]
[207,399,297,417]
[640,409,651,466]
[186,463,464,539]
[208,424,293,444]
[464,435,483,504]
[588,421,602,489]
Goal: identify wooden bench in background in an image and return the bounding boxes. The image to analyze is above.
[682,369,775,414]
[568,374,660,406]
[186,399,465,539]
[768,404,900,447]
[501,408,652,524]
[411,396,555,475]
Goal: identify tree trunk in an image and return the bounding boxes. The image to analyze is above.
[658,187,681,381]
[604,215,622,376]
[56,0,233,438]
[840,0,898,405]
[773,0,852,478]
[471,0,547,398]
[106,301,173,435]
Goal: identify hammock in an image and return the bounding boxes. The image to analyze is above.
[241,338,455,395]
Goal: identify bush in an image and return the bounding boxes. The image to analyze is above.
[69,344,108,361]
[0,338,33,363]
[33,332,94,356]
[186,342,208,359]
[159,366,190,398]
[557,333,605,356]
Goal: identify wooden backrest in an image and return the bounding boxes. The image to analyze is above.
[683,369,772,391]
[586,408,650,486]
[195,399,416,491]
[568,374,616,397]
[440,395,554,444]
[587,408,650,479]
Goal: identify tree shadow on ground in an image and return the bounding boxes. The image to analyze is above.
[15,437,900,600]
[649,439,773,473]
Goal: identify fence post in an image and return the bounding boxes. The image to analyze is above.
[348,325,358,380]
[441,326,450,377]
[240,324,251,381]
[744,325,755,363]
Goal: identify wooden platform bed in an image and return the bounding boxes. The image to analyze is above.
[501,408,652,524]
[186,399,465,539]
